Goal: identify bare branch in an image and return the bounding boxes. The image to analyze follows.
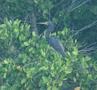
[50,0,65,10]
[78,42,97,54]
[68,0,90,12]
[74,20,97,36]
[84,42,97,49]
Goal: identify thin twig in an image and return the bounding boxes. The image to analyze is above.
[79,42,97,50]
[68,0,90,12]
[50,0,65,10]
[79,46,96,52]
[84,42,97,49]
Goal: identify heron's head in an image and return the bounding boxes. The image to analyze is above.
[37,21,48,25]
[37,21,54,38]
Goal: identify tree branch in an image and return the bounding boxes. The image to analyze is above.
[74,20,97,36]
[68,0,90,12]
[31,12,38,35]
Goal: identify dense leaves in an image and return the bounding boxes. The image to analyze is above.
[0,19,97,90]
[0,0,97,90]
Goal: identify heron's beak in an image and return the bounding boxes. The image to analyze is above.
[37,22,48,25]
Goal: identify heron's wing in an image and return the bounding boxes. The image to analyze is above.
[48,37,65,57]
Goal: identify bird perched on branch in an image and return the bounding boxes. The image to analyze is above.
[45,13,65,57]
[38,12,65,57]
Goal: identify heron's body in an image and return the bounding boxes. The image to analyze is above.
[46,36,65,57]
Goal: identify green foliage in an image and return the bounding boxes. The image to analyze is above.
[0,0,97,90]
[0,19,97,90]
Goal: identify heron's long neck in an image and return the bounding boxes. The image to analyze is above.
[45,32,51,47]
[45,31,50,40]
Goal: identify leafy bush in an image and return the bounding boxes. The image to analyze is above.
[0,19,97,90]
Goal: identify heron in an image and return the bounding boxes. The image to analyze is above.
[38,13,65,57]
[45,16,65,57]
